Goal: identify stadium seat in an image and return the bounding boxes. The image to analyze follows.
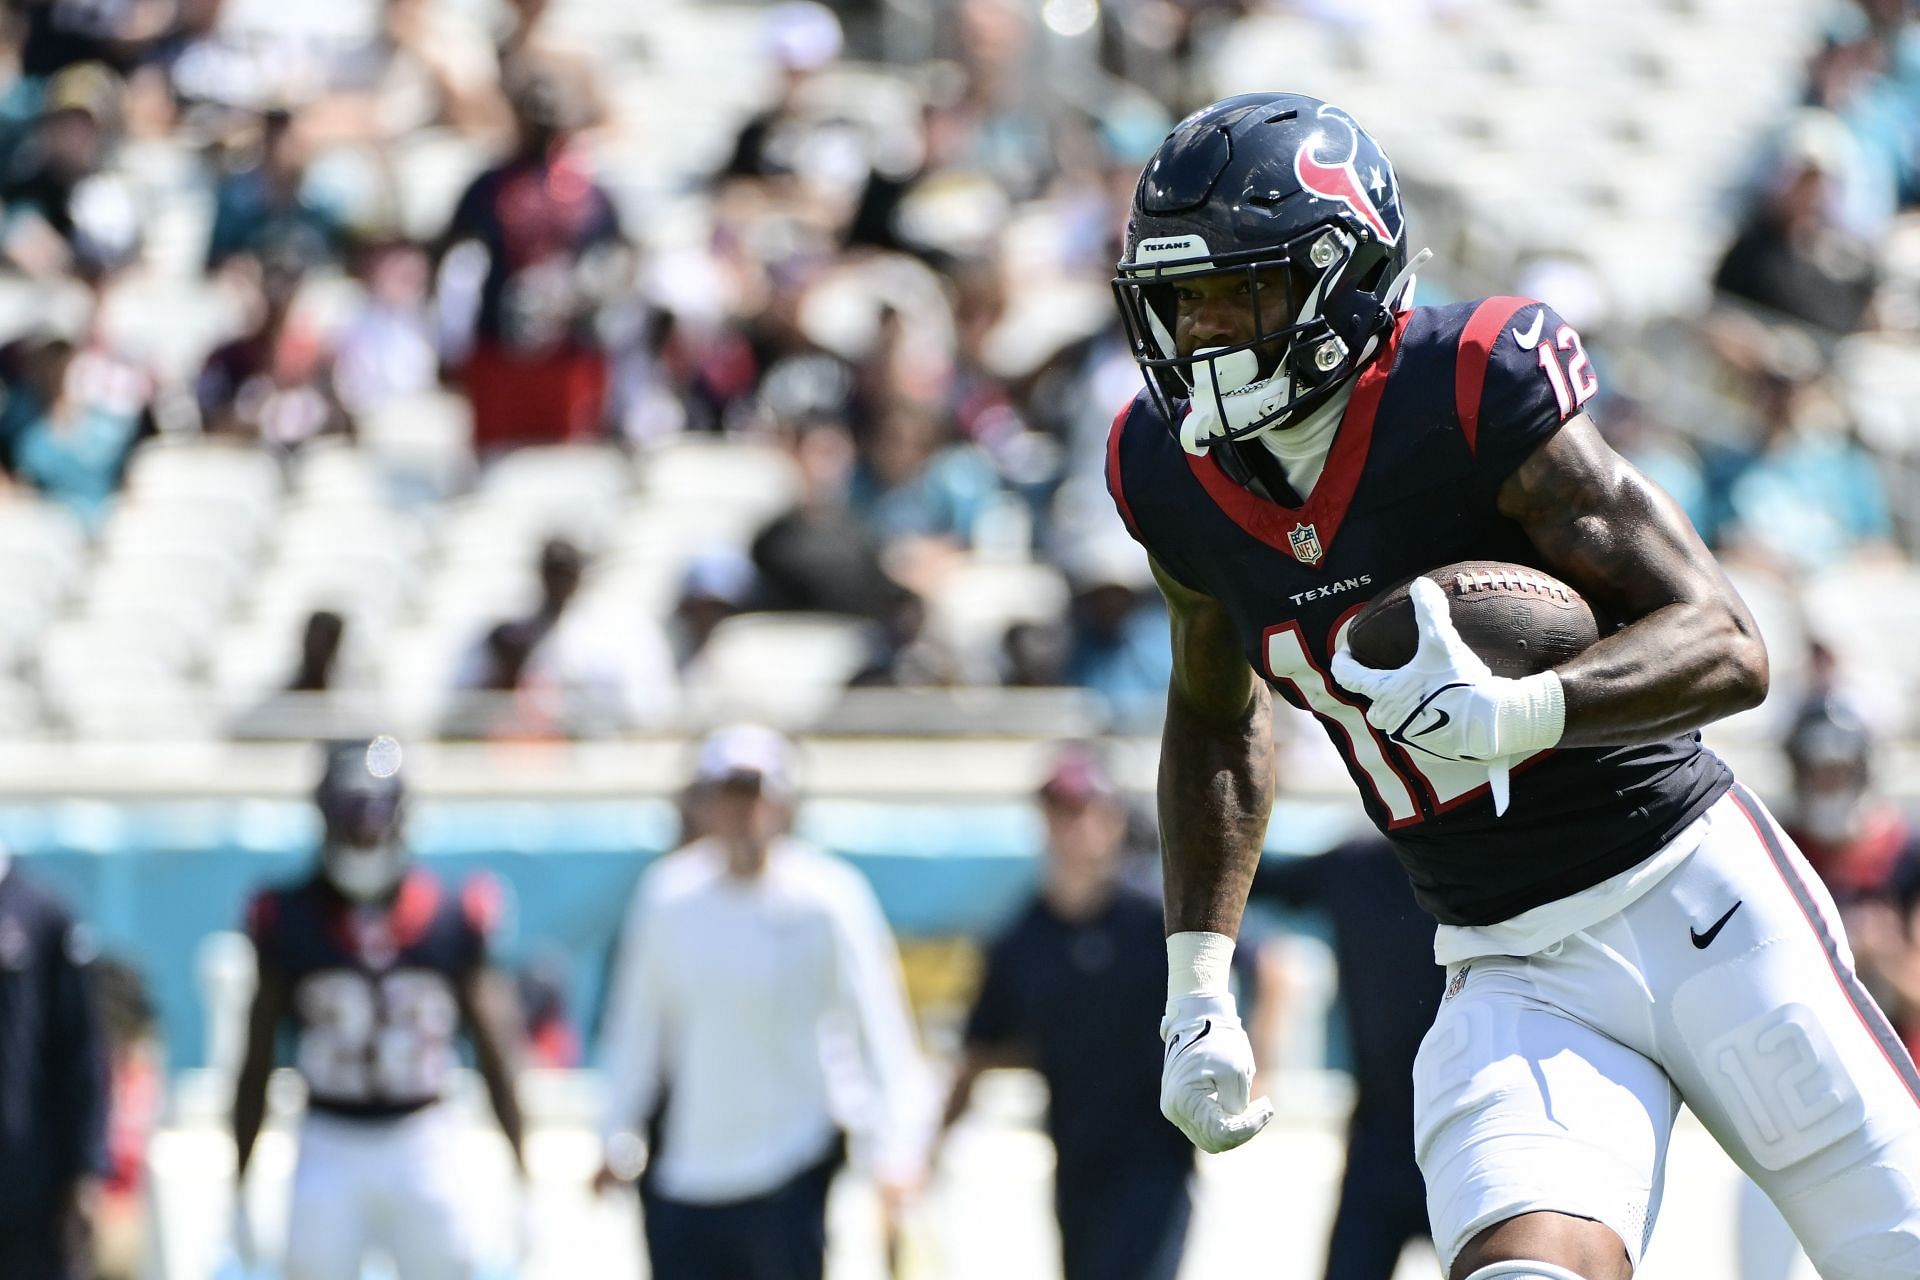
[681,612,876,728]
[1802,561,1920,737]
[634,437,800,525]
[926,559,1070,659]
[481,444,633,504]
[358,389,477,500]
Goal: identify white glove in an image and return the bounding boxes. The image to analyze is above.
[1330,577,1565,815]
[1160,991,1274,1153]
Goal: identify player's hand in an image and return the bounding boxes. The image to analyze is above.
[1331,578,1564,814]
[1159,993,1274,1153]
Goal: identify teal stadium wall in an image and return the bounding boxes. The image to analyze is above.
[0,799,1358,1070]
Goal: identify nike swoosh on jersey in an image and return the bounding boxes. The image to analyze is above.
[1511,308,1546,349]
[1690,900,1742,949]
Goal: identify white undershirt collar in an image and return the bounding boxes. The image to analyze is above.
[1255,379,1353,500]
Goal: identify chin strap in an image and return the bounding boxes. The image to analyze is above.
[1382,246,1433,316]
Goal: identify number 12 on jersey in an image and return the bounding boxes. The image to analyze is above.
[1537,323,1598,419]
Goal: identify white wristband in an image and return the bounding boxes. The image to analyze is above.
[1495,670,1566,757]
[1167,931,1235,1001]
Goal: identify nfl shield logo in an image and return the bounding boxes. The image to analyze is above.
[1286,522,1324,566]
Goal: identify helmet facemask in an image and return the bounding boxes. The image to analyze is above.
[320,787,408,902]
[1113,223,1382,455]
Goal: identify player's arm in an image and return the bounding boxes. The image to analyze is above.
[1151,554,1277,1153]
[1498,415,1768,746]
[232,952,290,1181]
[1153,556,1276,938]
[459,962,528,1177]
[939,1043,1029,1133]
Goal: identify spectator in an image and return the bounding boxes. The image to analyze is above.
[196,250,348,453]
[447,536,676,737]
[439,65,623,455]
[205,108,349,272]
[1713,117,1880,333]
[287,609,346,694]
[0,333,147,530]
[847,399,998,557]
[1778,695,1920,1060]
[668,548,756,670]
[1001,617,1070,687]
[332,240,440,419]
[92,957,159,1280]
[516,954,581,1070]
[594,725,930,1280]
[1245,838,1443,1280]
[0,845,110,1280]
[2,62,136,280]
[1721,371,1895,571]
[1059,534,1173,728]
[714,1,846,185]
[941,747,1193,1280]
[752,419,913,622]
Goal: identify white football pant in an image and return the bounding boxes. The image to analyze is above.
[1416,786,1920,1278]
[283,1104,479,1280]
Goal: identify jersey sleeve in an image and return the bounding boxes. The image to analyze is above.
[1105,397,1147,546]
[457,873,504,971]
[962,929,1027,1050]
[1453,297,1597,484]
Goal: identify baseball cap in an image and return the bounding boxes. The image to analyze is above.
[694,725,797,797]
[1040,746,1117,806]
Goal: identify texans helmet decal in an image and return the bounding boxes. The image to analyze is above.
[1292,104,1402,246]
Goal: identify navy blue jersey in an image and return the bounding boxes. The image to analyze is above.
[1109,298,1732,926]
[246,870,498,1119]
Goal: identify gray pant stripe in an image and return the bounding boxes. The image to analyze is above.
[1731,783,1920,1107]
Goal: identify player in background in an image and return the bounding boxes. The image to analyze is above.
[232,740,527,1280]
[1245,836,1441,1280]
[1108,93,1920,1279]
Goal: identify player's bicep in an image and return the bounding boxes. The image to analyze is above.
[1152,555,1257,722]
[1497,415,1749,625]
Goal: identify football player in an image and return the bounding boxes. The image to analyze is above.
[1108,93,1920,1280]
[232,741,526,1280]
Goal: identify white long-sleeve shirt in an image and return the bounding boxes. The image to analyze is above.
[597,836,931,1204]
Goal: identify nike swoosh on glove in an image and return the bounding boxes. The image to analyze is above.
[1330,577,1565,815]
[1160,993,1275,1153]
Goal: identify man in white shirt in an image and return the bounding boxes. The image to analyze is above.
[593,725,929,1279]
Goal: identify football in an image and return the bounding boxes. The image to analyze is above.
[1342,560,1600,679]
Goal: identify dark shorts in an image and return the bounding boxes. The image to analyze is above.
[641,1139,843,1280]
[0,1218,78,1280]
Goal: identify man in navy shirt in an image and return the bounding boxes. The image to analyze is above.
[942,748,1193,1280]
[1251,838,1440,1280]
[0,848,109,1280]
[1109,92,1920,1280]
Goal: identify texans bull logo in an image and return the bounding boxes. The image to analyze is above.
[1292,104,1402,246]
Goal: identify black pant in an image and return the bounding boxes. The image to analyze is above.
[641,1142,842,1280]
[1322,1118,1430,1280]
[1055,1156,1193,1280]
[0,1220,75,1280]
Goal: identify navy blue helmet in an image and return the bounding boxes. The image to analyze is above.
[316,739,409,900]
[1113,93,1412,449]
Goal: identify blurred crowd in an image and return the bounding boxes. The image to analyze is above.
[1,0,1919,740]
